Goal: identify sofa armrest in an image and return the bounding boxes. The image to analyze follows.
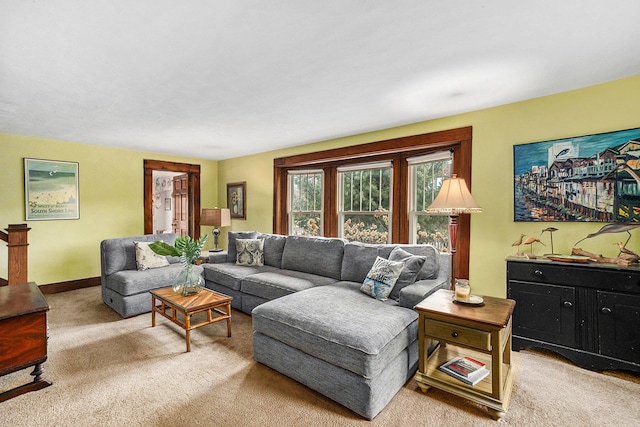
[208,251,228,264]
[398,278,449,309]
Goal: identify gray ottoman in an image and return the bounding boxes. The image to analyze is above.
[252,282,419,419]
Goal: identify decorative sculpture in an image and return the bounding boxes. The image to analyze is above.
[523,236,545,258]
[541,227,558,255]
[511,233,526,256]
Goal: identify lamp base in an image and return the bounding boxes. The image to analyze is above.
[211,248,224,252]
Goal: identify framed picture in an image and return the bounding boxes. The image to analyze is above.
[24,158,79,220]
[513,126,640,222]
[227,182,246,219]
[164,198,171,211]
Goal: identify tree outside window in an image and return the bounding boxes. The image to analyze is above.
[339,164,391,244]
[410,154,452,251]
[289,171,323,236]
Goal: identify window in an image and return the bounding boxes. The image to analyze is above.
[338,162,392,243]
[409,151,452,250]
[273,126,472,279]
[288,170,323,236]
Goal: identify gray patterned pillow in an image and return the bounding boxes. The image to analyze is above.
[236,238,264,266]
[134,241,169,271]
[360,256,404,301]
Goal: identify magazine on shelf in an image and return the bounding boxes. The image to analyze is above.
[439,356,490,386]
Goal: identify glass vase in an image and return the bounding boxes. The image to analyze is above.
[172,265,204,296]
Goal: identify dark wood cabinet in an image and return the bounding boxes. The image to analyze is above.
[0,283,51,402]
[507,258,640,372]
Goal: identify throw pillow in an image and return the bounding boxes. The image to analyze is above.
[227,231,259,263]
[360,256,404,301]
[388,247,427,301]
[236,238,264,266]
[134,241,169,271]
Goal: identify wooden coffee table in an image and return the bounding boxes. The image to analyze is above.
[150,287,232,352]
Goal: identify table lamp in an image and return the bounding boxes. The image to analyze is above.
[425,175,482,289]
[201,207,231,252]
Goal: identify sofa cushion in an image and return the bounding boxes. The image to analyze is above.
[134,241,169,270]
[105,263,203,296]
[227,231,259,263]
[202,263,278,291]
[236,238,264,266]
[258,233,287,268]
[242,270,337,301]
[281,235,346,280]
[341,242,384,283]
[387,247,427,301]
[360,256,404,301]
[252,283,418,379]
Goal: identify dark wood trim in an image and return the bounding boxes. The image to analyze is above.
[273,126,473,279]
[274,126,472,168]
[143,160,201,239]
[39,277,101,294]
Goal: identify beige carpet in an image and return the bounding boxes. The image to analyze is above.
[1,286,638,427]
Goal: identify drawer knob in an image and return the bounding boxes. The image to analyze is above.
[534,269,543,276]
[451,332,459,338]
[563,301,573,308]
[601,307,612,314]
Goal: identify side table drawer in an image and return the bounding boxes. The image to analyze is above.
[425,319,491,351]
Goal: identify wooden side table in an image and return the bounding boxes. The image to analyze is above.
[414,289,516,419]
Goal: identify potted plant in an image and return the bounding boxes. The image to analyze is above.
[149,235,208,296]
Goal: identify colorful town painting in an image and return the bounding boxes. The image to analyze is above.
[513,127,640,222]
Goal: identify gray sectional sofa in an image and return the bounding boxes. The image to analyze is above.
[202,231,451,419]
[100,233,204,318]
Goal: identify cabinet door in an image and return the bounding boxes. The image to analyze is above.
[508,281,576,347]
[598,291,640,364]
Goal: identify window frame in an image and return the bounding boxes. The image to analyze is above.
[288,169,325,236]
[273,126,473,279]
[337,162,393,243]
[408,151,453,246]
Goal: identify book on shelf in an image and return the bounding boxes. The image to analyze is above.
[439,356,490,386]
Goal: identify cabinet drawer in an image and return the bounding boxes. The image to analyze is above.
[425,319,491,351]
[507,261,640,294]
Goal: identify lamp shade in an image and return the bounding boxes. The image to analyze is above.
[201,208,231,227]
[425,175,482,214]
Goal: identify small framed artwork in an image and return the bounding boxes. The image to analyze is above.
[24,158,80,221]
[164,198,171,211]
[227,181,246,219]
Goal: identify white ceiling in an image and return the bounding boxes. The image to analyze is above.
[2,1,640,160]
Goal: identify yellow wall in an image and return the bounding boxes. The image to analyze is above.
[0,134,218,285]
[3,75,639,295]
[217,74,640,297]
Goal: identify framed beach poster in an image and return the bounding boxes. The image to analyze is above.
[24,158,79,220]
[227,182,246,219]
[513,126,640,222]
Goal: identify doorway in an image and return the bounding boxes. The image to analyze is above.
[143,159,201,239]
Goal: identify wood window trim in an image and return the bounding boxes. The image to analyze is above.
[273,126,473,278]
[143,159,201,238]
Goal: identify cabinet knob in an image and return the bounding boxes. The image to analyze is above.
[601,307,612,314]
[563,301,573,308]
[451,332,459,338]
[534,269,543,276]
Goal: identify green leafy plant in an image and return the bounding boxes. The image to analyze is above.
[149,235,208,268]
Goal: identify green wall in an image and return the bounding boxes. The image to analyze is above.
[0,134,218,285]
[217,74,640,297]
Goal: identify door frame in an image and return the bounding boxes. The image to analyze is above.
[144,159,201,238]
